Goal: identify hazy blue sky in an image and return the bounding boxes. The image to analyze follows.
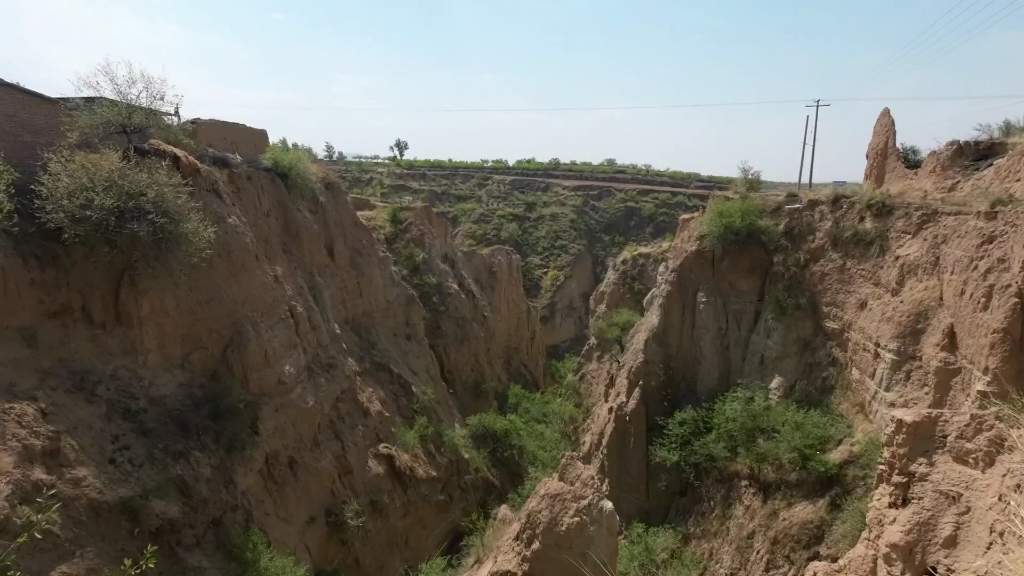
[3,0,1023,181]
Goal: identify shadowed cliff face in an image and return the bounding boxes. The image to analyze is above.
[470,201,1024,576]
[0,143,545,576]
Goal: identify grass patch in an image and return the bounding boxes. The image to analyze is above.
[859,190,894,216]
[827,221,888,257]
[33,149,216,265]
[651,385,849,484]
[407,556,455,576]
[234,530,308,576]
[618,523,703,576]
[592,308,642,347]
[701,196,777,248]
[988,193,1020,209]
[261,138,320,199]
[466,362,584,508]
[823,434,882,555]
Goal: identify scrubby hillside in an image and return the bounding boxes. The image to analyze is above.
[333,166,707,353]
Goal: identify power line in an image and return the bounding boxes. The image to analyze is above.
[186,94,1024,114]
[862,0,967,77]
[905,98,1024,130]
[871,0,987,79]
[912,0,1024,71]
[884,0,1016,80]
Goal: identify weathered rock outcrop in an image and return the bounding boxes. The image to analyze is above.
[540,250,596,351]
[862,107,1023,204]
[864,107,913,191]
[580,213,825,524]
[589,243,669,320]
[0,143,544,575]
[464,456,619,576]
[483,201,1024,576]
[806,408,1014,576]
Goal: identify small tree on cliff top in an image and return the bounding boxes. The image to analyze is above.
[66,59,188,149]
[735,160,763,194]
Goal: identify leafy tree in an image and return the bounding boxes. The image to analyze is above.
[735,160,763,194]
[546,157,561,166]
[322,141,336,161]
[66,59,187,148]
[389,138,410,160]
[642,163,653,175]
[898,143,924,169]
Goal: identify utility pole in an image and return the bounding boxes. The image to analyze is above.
[805,99,830,190]
[797,114,809,192]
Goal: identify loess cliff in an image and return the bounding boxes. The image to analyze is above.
[0,143,544,576]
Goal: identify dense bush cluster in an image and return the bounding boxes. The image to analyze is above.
[618,523,703,576]
[592,308,642,347]
[651,386,848,484]
[466,374,584,508]
[701,196,777,249]
[261,138,320,199]
[33,149,216,264]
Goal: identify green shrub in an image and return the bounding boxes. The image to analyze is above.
[408,556,455,576]
[466,378,584,508]
[592,308,642,347]
[33,150,215,264]
[652,386,848,484]
[827,222,887,257]
[898,143,924,169]
[396,416,434,453]
[701,196,777,248]
[763,288,799,321]
[441,425,488,472]
[618,523,702,576]
[234,530,308,576]
[261,138,319,199]
[0,159,16,231]
[391,240,442,308]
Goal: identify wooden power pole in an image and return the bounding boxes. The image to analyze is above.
[805,99,830,190]
[797,114,809,192]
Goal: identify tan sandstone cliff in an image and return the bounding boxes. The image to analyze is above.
[0,142,544,576]
[474,198,1024,575]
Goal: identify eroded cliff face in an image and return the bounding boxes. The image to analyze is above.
[475,200,1024,576]
[0,144,544,576]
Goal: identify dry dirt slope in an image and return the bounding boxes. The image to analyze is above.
[0,143,545,576]
[470,199,1024,576]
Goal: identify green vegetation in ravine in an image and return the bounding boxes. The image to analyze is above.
[618,523,703,576]
[651,385,849,485]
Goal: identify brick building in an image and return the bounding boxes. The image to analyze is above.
[0,78,65,178]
